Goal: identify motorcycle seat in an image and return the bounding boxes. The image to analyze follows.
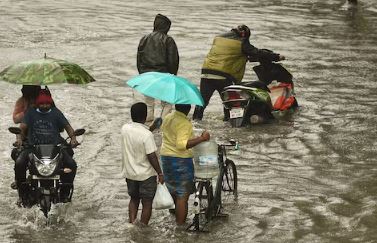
[224,85,257,92]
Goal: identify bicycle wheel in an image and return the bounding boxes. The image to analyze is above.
[222,159,238,196]
[195,181,213,230]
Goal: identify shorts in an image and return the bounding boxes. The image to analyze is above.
[161,156,195,197]
[126,176,157,200]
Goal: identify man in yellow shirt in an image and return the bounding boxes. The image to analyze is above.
[160,104,210,225]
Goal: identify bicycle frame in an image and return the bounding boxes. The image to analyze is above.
[210,144,233,216]
[188,141,238,232]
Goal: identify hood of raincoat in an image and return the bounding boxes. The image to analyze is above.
[153,14,171,34]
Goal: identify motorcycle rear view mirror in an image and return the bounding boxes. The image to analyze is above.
[74,128,86,137]
[8,127,21,135]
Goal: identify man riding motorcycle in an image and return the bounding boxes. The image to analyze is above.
[15,90,79,204]
[192,24,285,121]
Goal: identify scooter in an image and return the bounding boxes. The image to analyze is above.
[221,60,298,127]
[9,127,85,217]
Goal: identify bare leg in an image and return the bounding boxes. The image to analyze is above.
[175,194,190,225]
[140,198,153,225]
[129,197,140,223]
[169,195,177,214]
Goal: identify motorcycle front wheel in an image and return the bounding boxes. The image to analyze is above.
[40,195,51,218]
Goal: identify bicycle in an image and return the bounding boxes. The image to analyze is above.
[187,140,238,232]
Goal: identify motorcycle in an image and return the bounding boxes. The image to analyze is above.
[9,127,85,217]
[221,59,298,127]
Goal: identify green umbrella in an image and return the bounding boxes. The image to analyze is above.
[0,56,95,85]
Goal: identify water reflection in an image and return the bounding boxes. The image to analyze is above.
[344,6,370,34]
[1,0,377,242]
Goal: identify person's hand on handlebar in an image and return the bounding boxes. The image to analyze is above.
[278,55,285,61]
[70,136,79,148]
[15,135,23,148]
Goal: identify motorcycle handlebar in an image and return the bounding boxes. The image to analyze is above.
[10,128,85,148]
[12,142,81,150]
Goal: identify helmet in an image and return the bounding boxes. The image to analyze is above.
[35,89,53,105]
[236,25,250,38]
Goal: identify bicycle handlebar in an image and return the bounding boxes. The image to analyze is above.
[219,144,236,147]
[218,140,239,150]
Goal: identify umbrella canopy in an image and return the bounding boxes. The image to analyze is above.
[127,72,204,106]
[0,57,95,85]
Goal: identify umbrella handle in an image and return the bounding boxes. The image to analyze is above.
[160,103,165,117]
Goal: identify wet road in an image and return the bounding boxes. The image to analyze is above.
[1,0,377,242]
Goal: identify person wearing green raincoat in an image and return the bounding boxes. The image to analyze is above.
[192,25,285,121]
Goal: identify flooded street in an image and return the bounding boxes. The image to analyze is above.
[1,0,377,242]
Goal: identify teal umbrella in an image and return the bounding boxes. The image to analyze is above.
[126,72,204,106]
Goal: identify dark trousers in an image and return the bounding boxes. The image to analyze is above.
[60,149,77,186]
[193,78,233,120]
[14,149,30,186]
[15,148,77,187]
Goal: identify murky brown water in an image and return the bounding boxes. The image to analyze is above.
[1,0,377,242]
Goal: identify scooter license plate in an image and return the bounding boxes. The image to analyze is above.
[229,108,244,118]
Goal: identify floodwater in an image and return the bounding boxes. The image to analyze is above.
[1,0,377,242]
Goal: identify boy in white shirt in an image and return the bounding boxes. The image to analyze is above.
[121,102,164,225]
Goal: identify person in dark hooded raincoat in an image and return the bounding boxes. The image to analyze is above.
[137,14,179,122]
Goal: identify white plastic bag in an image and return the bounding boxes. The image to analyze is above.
[152,183,175,210]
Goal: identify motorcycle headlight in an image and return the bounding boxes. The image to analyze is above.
[33,154,59,177]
